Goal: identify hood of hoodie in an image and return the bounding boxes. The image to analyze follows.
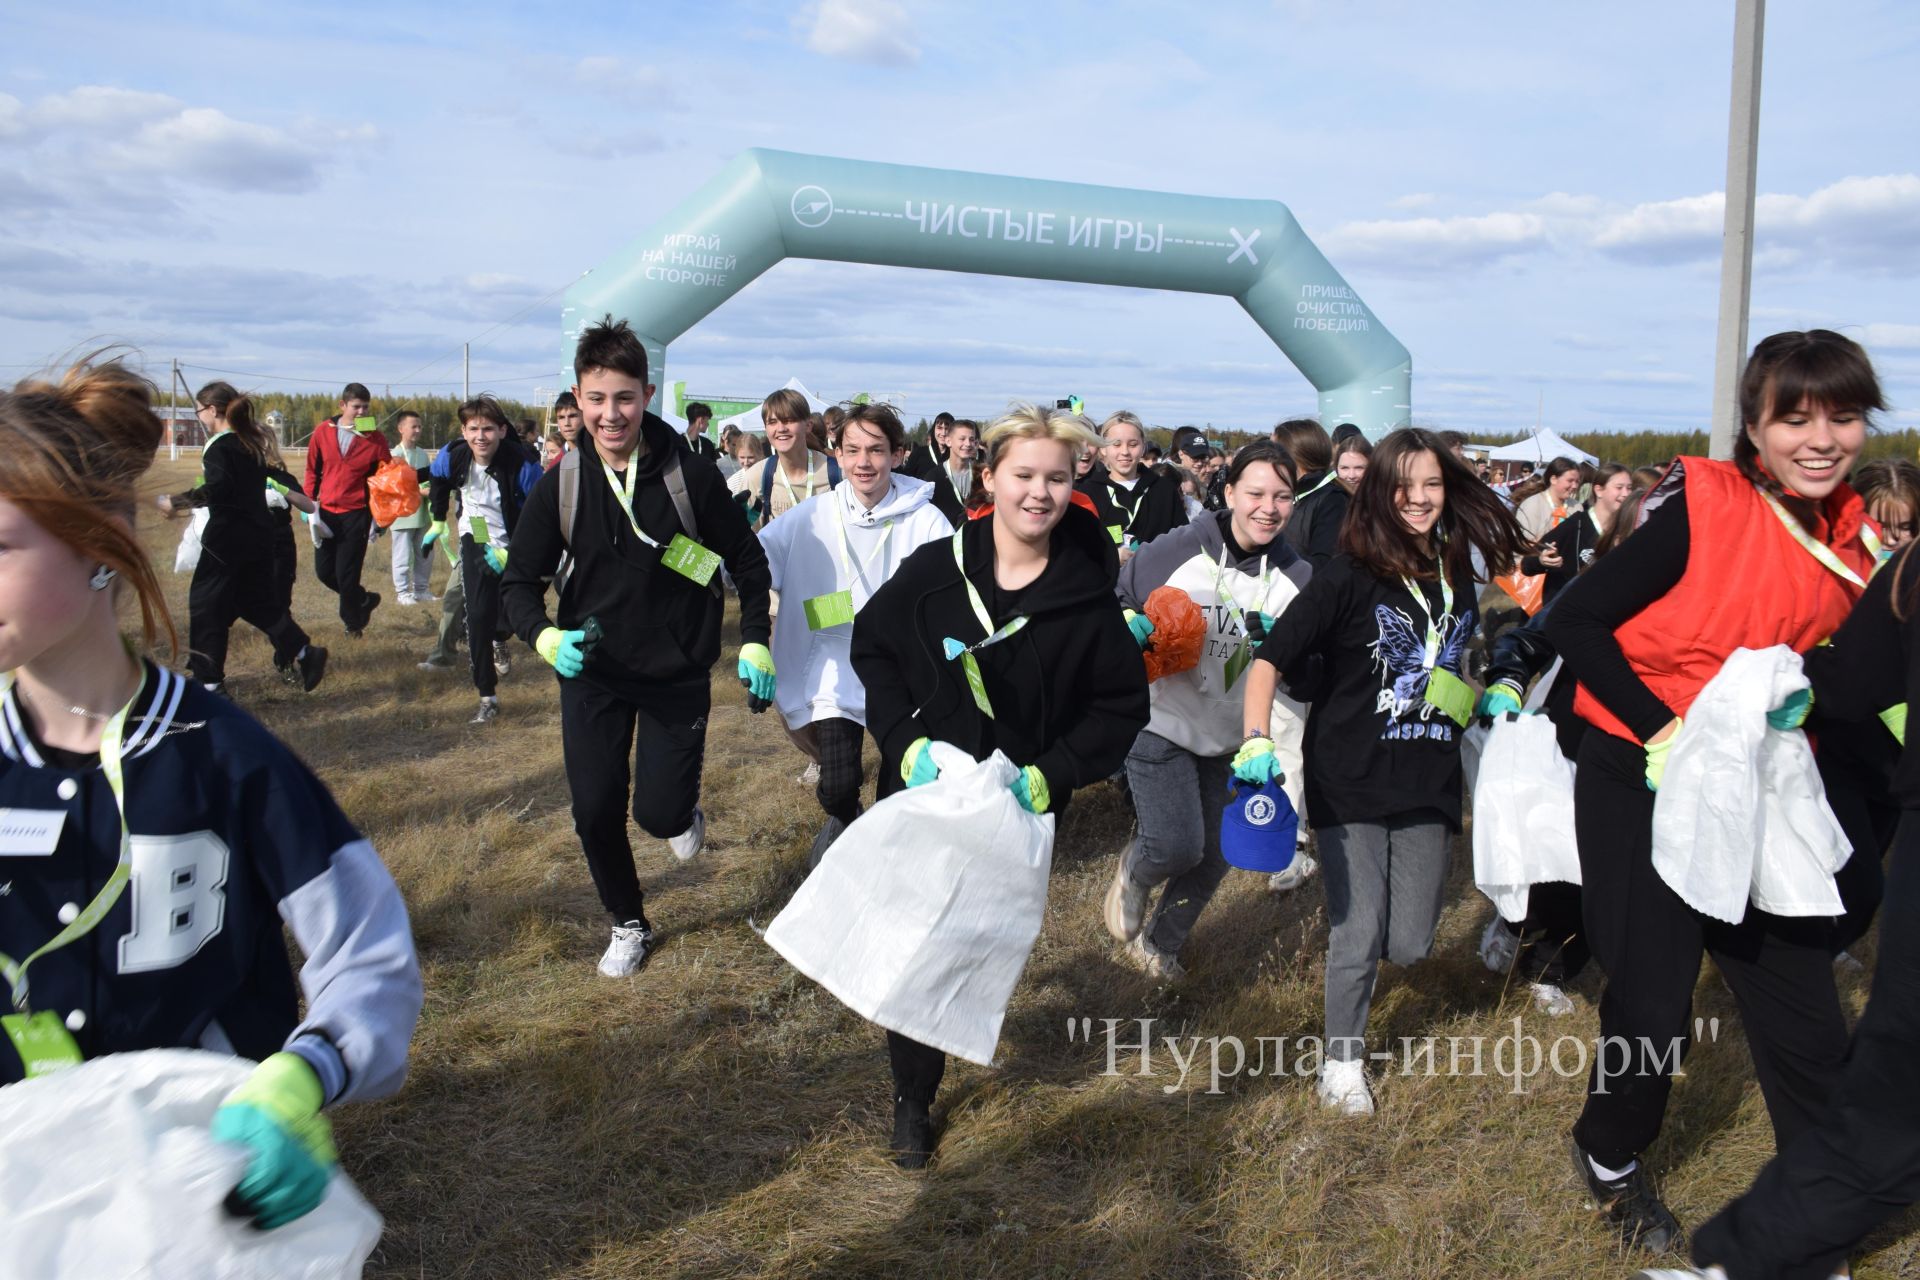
[958,499,1118,614]
[842,472,939,524]
[619,411,681,483]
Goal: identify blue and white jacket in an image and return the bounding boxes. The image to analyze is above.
[0,662,422,1105]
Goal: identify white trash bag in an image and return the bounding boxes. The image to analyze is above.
[1471,713,1580,923]
[764,744,1054,1066]
[0,1048,383,1279]
[174,506,209,575]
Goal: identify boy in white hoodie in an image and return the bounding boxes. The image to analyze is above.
[756,403,954,864]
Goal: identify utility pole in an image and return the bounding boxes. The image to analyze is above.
[463,343,470,401]
[168,358,179,461]
[1709,0,1765,460]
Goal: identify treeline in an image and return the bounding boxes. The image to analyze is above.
[221,392,548,450]
[1467,429,1920,470]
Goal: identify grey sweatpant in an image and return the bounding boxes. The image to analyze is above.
[1319,815,1451,1061]
[1123,729,1232,958]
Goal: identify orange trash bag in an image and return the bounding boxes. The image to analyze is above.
[1142,585,1206,682]
[367,458,422,528]
[1492,569,1546,617]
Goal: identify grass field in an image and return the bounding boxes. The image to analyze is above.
[139,463,1917,1279]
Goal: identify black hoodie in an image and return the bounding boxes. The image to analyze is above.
[501,412,771,696]
[1078,460,1187,548]
[1283,469,1350,570]
[851,503,1148,811]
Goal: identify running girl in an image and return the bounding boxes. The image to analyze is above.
[1087,410,1187,555]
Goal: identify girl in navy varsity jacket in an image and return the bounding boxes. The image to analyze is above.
[0,358,422,1230]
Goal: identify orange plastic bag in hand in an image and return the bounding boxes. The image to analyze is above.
[1492,570,1545,617]
[367,458,423,528]
[1142,584,1206,682]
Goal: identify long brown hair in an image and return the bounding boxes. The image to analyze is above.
[1,355,177,656]
[1340,427,1526,583]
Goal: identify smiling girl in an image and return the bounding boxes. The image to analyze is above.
[1084,410,1187,555]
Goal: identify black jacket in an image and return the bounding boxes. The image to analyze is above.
[1079,461,1187,548]
[899,439,949,482]
[501,412,771,695]
[1484,597,1585,759]
[682,431,720,464]
[1283,470,1350,570]
[850,503,1148,812]
[1520,508,1602,608]
[176,433,276,563]
[428,436,544,537]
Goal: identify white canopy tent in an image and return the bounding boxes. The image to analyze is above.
[1487,428,1597,468]
[714,377,830,436]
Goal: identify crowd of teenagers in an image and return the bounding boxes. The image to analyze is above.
[3,322,1920,1279]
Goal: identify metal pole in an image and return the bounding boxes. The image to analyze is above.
[1709,0,1765,461]
[168,358,179,461]
[463,343,470,401]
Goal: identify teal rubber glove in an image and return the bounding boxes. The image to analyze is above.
[1231,735,1284,786]
[1011,764,1051,814]
[901,737,940,788]
[536,627,587,678]
[211,1052,336,1230]
[738,642,776,712]
[1644,719,1681,791]
[421,519,447,548]
[1122,609,1156,650]
[1244,609,1276,643]
[1767,687,1813,731]
[1475,681,1525,722]
[482,545,508,575]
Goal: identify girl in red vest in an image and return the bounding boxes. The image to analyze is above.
[1546,330,1885,1253]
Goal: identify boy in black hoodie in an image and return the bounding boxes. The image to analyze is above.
[502,317,772,978]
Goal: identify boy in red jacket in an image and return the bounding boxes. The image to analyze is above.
[304,381,393,635]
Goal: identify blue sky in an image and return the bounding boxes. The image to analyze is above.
[2,0,1916,437]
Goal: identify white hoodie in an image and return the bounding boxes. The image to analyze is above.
[758,473,954,729]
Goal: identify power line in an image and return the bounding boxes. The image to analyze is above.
[381,268,587,390]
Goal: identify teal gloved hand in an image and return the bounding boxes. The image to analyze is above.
[1475,681,1525,722]
[1122,609,1156,650]
[536,627,587,678]
[901,737,940,788]
[737,642,776,712]
[1767,687,1813,731]
[1231,735,1284,786]
[482,545,508,575]
[421,519,447,548]
[1244,609,1276,643]
[1011,764,1051,814]
[1644,719,1681,792]
[211,1052,336,1230]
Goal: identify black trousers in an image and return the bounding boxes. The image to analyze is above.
[559,675,708,924]
[813,716,866,826]
[187,545,307,685]
[314,506,374,630]
[1507,879,1590,985]
[459,540,508,697]
[1821,741,1896,954]
[270,518,296,616]
[887,1029,946,1106]
[1572,729,1849,1170]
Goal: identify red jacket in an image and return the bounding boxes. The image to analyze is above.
[305,417,393,514]
[1573,456,1878,743]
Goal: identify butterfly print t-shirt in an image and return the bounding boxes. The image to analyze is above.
[1252,552,1478,831]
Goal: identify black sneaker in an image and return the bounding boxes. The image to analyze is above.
[275,660,299,687]
[297,645,329,692]
[493,640,511,678]
[1571,1137,1682,1252]
[362,592,382,628]
[890,1097,935,1171]
[807,817,846,870]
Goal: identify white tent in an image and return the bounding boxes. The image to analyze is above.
[715,377,830,436]
[1487,428,1597,468]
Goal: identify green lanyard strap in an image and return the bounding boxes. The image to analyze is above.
[942,527,1030,718]
[603,459,662,549]
[1399,559,1455,670]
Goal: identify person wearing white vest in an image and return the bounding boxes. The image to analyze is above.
[756,402,953,865]
[1103,441,1313,980]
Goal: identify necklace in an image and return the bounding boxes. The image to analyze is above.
[17,681,117,722]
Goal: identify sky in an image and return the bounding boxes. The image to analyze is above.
[1,0,1916,438]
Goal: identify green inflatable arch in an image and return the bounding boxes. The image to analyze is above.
[563,149,1411,437]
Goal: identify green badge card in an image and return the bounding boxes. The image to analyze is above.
[1424,668,1475,728]
[2,1011,83,1078]
[661,534,721,586]
[804,589,855,630]
[352,415,379,433]
[468,517,491,544]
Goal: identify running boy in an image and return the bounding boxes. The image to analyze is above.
[303,381,392,635]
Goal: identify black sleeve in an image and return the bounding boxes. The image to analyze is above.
[1031,608,1151,797]
[1304,490,1346,571]
[850,566,931,781]
[1486,601,1559,691]
[693,461,771,647]
[501,466,565,646]
[1804,560,1905,724]
[1254,555,1350,677]
[1544,492,1691,741]
[266,465,301,492]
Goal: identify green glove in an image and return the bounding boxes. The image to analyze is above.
[901,736,940,788]
[1475,680,1525,722]
[421,519,448,548]
[737,642,776,711]
[1767,687,1813,731]
[1244,609,1276,643]
[1122,609,1156,650]
[1011,764,1051,814]
[211,1052,336,1230]
[536,627,587,678]
[1232,735,1284,786]
[1881,702,1908,747]
[1644,720,1681,792]
[482,545,508,575]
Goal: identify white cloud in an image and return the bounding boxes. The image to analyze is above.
[1863,323,1920,351]
[1390,192,1438,211]
[800,0,920,67]
[106,107,321,193]
[1319,210,1549,270]
[28,85,178,131]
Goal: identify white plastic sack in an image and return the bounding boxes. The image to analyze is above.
[1653,645,1849,924]
[1471,713,1581,922]
[764,744,1054,1065]
[174,506,209,574]
[0,1049,383,1279]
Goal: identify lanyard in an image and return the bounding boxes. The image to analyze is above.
[948,527,1030,655]
[602,459,661,549]
[1399,560,1455,670]
[1296,470,1339,501]
[1108,476,1147,530]
[1210,544,1273,642]
[0,666,146,1013]
[1756,485,1881,590]
[778,456,818,509]
[834,499,894,593]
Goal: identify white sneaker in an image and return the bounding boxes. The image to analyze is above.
[1267,853,1318,894]
[1103,857,1148,942]
[493,641,511,678]
[1316,1058,1375,1116]
[598,920,653,977]
[397,592,417,606]
[1479,916,1521,973]
[1530,981,1576,1017]
[1123,932,1185,982]
[797,762,820,787]
[1631,1268,1728,1280]
[668,807,705,862]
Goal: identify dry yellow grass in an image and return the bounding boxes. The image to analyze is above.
[136,462,1919,1278]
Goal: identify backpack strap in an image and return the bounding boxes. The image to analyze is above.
[663,449,722,599]
[826,457,842,487]
[554,447,581,594]
[759,453,776,514]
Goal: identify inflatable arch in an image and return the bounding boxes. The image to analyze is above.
[563,149,1411,437]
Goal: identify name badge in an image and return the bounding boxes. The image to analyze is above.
[1107,524,1124,545]
[468,516,491,545]
[0,808,67,857]
[661,534,721,586]
[1423,668,1475,728]
[804,590,855,630]
[3,1011,83,1077]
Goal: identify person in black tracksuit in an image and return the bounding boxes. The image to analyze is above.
[1283,466,1352,571]
[851,406,1149,1169]
[162,384,325,693]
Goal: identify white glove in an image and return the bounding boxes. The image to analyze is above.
[307,513,333,547]
[368,520,383,544]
